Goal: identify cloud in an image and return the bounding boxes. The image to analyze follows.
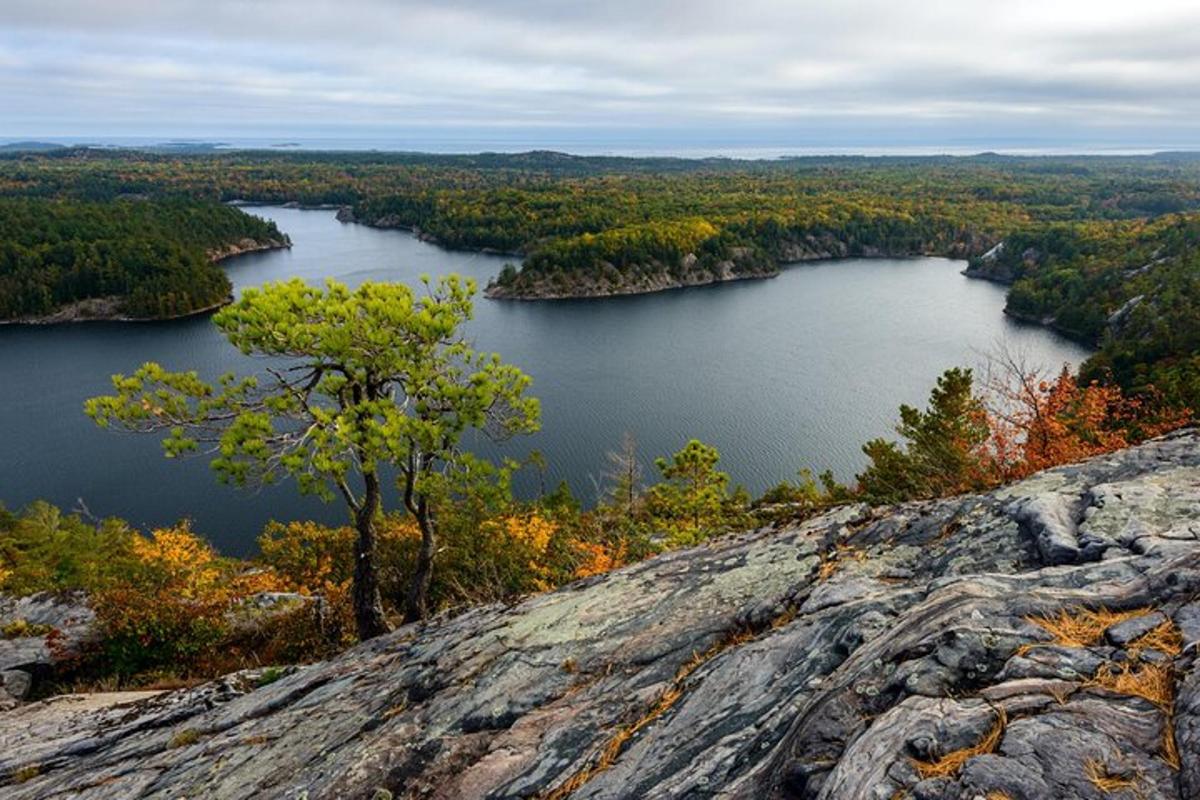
[1,0,1198,150]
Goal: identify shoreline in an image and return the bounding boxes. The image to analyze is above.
[223,206,1091,352]
[485,267,780,300]
[487,251,964,302]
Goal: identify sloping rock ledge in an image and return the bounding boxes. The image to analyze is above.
[3,430,1199,799]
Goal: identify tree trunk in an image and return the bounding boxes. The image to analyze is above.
[403,500,436,623]
[352,471,390,640]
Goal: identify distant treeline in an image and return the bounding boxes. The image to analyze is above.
[0,198,284,320]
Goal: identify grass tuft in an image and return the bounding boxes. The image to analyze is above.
[1088,661,1174,710]
[1127,621,1183,658]
[1162,720,1181,771]
[1087,659,1180,770]
[816,543,868,581]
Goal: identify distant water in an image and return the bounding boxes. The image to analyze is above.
[0,207,1091,555]
[8,136,1176,159]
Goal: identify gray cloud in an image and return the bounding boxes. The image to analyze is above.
[2,0,1199,150]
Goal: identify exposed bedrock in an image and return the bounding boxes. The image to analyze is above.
[2,430,1199,799]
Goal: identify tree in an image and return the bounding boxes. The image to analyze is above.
[86,276,540,638]
[646,439,730,545]
[982,348,1189,479]
[601,432,643,527]
[856,368,991,502]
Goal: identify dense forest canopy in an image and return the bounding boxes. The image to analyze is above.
[0,197,285,320]
[0,148,1197,407]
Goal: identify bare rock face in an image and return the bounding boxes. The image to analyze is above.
[3,431,1199,799]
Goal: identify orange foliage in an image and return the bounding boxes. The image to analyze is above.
[490,513,557,554]
[984,365,1190,482]
[573,540,627,578]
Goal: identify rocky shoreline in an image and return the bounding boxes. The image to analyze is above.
[484,256,779,300]
[485,234,994,302]
[3,430,1198,798]
[205,236,291,264]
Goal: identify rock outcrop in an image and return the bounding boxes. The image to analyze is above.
[205,236,291,263]
[3,431,1199,799]
[0,593,94,706]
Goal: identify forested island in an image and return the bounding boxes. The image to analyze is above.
[0,198,287,322]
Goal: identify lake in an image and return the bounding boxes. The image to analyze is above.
[0,206,1092,554]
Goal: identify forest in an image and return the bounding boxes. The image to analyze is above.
[0,198,285,320]
[0,148,1198,403]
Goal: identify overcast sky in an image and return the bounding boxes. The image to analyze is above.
[3,0,1199,152]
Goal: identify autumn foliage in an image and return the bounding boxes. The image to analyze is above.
[855,361,1191,504]
[984,365,1189,481]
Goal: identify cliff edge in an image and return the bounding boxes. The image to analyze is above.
[3,430,1199,799]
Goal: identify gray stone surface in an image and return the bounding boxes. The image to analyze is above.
[1105,610,1169,647]
[2,430,1199,799]
[0,591,94,698]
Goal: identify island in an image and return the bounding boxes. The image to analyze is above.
[0,198,289,323]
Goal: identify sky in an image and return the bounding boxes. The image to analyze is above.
[2,0,1199,154]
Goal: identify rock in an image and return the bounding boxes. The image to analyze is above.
[1107,293,1145,333]
[1,669,32,700]
[1105,611,1169,647]
[0,592,94,700]
[1007,493,1088,565]
[336,205,357,223]
[1177,602,1200,653]
[1178,657,1200,798]
[2,431,1200,799]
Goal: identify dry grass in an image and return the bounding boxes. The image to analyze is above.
[911,707,1007,780]
[1088,660,1180,770]
[382,701,408,720]
[167,729,200,749]
[1162,722,1181,771]
[1089,661,1174,711]
[986,793,1014,800]
[1084,758,1140,794]
[1028,609,1185,772]
[1127,621,1183,658]
[1025,606,1149,648]
[770,605,799,630]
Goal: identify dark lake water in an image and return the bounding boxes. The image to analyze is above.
[0,206,1092,555]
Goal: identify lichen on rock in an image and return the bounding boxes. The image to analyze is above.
[2,430,1199,799]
